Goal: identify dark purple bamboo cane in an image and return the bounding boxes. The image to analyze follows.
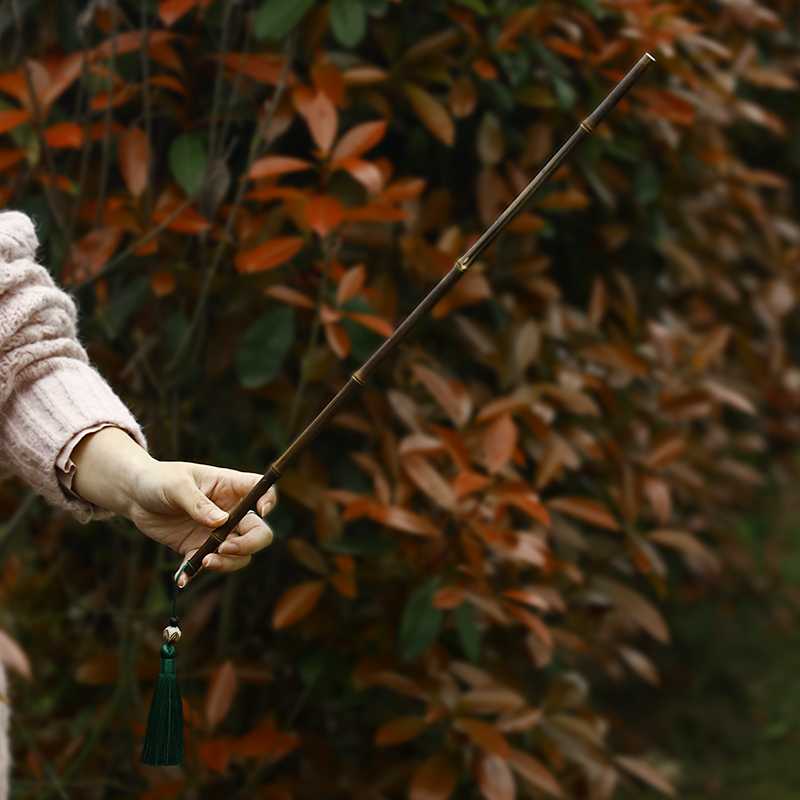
[184,53,656,578]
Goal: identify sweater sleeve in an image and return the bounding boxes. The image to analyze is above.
[0,211,147,523]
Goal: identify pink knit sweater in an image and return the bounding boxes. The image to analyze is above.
[0,210,147,798]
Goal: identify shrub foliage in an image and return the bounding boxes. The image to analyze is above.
[0,0,799,798]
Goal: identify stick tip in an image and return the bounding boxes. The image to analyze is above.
[645,52,656,62]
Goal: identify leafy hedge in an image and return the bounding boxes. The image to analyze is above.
[0,0,799,798]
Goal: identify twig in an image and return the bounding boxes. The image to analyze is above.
[286,239,335,436]
[168,37,295,370]
[9,0,69,238]
[207,0,232,162]
[140,0,154,223]
[71,192,197,292]
[94,0,118,228]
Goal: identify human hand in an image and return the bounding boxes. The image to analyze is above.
[71,428,275,584]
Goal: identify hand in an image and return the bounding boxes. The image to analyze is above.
[71,428,276,584]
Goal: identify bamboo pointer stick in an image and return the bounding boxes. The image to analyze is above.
[184,52,656,578]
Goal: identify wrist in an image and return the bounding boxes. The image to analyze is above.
[71,427,155,517]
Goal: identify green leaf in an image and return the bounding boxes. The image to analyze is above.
[454,603,481,663]
[254,0,317,42]
[321,536,398,555]
[236,307,295,389]
[341,316,384,364]
[363,0,389,17]
[453,0,489,14]
[577,0,607,18]
[331,0,367,48]
[399,580,443,661]
[169,133,207,196]
[551,75,576,111]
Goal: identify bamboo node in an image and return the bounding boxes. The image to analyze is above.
[580,121,594,134]
[352,373,365,386]
[456,256,470,272]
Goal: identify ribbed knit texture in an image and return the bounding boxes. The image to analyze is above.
[0,210,148,799]
[0,210,146,522]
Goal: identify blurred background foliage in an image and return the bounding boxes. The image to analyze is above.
[1,0,800,798]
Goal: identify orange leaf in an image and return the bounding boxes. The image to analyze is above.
[337,264,366,304]
[236,729,300,761]
[221,53,287,85]
[0,629,31,680]
[153,206,210,234]
[505,604,552,648]
[0,109,29,136]
[272,580,326,629]
[325,322,350,358]
[402,454,456,510]
[508,749,564,797]
[149,74,186,94]
[459,718,510,760]
[150,270,176,297]
[432,586,465,609]
[0,148,26,171]
[248,155,313,180]
[409,752,460,800]
[263,284,315,308]
[458,688,525,714]
[596,578,670,643]
[44,121,83,149]
[405,83,455,146]
[471,58,498,80]
[647,529,712,557]
[305,194,344,237]
[616,756,676,797]
[329,569,356,599]
[335,156,384,194]
[235,236,304,274]
[206,659,237,732]
[375,716,427,745]
[311,62,346,105]
[368,503,439,537]
[119,126,149,198]
[332,120,387,161]
[538,189,592,210]
[547,497,620,531]
[484,414,517,474]
[64,227,123,283]
[297,89,338,153]
[158,0,198,27]
[412,364,472,427]
[475,751,515,800]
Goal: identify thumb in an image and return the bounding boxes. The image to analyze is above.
[175,480,229,528]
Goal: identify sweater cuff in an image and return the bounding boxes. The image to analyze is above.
[0,359,147,523]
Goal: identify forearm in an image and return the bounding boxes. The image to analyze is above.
[71,427,156,517]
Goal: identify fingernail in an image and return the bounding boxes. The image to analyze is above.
[203,555,220,570]
[178,574,188,588]
[218,541,237,555]
[209,508,228,524]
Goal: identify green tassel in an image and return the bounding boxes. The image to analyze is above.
[141,644,185,766]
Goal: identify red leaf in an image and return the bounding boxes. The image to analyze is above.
[405,83,455,146]
[325,322,350,358]
[337,264,365,304]
[368,503,439,537]
[235,236,304,274]
[153,206,211,234]
[206,659,237,732]
[346,312,392,340]
[248,155,313,180]
[484,414,517,474]
[119,126,149,198]
[0,148,26,171]
[263,285,315,308]
[547,496,620,531]
[432,586,465,609]
[616,756,676,797]
[475,751,516,800]
[150,270,176,297]
[305,194,344,237]
[375,716,427,745]
[221,53,287,85]
[402,454,456,510]
[0,629,31,680]
[508,749,564,797]
[64,227,123,283]
[335,156,384,194]
[412,364,472,427]
[296,89,338,153]
[236,729,300,761]
[459,718,510,760]
[505,605,552,649]
[409,752,461,800]
[44,121,83,149]
[332,120,387,161]
[272,581,326,629]
[329,569,356,599]
[158,0,198,27]
[0,109,29,136]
